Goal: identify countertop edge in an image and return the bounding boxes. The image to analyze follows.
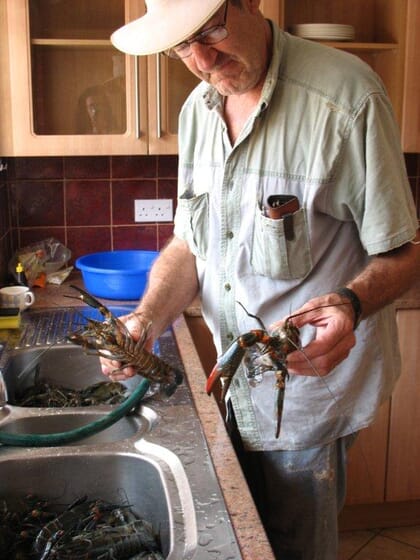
[173,315,275,560]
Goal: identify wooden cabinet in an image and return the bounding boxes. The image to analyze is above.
[279,0,408,125]
[146,54,199,155]
[0,1,281,157]
[401,0,420,152]
[0,0,151,156]
[340,307,420,529]
[387,309,420,501]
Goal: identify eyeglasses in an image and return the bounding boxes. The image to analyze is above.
[164,1,229,59]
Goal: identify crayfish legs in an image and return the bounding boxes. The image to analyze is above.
[206,310,301,438]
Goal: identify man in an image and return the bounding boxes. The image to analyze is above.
[107,1,420,558]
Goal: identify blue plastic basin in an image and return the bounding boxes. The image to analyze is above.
[75,250,159,300]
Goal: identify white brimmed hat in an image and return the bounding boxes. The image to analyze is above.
[111,0,226,56]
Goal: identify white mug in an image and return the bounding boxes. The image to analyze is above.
[0,286,35,311]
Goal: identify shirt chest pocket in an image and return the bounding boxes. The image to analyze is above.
[251,207,313,280]
[176,193,209,260]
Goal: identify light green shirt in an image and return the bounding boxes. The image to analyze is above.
[174,25,418,450]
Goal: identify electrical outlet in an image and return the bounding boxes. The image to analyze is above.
[134,199,173,222]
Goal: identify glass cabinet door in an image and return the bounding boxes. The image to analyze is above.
[29,0,127,136]
[2,0,147,156]
[148,54,200,154]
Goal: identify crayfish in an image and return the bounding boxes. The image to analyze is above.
[206,303,301,439]
[66,285,183,398]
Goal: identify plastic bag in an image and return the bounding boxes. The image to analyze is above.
[9,238,72,287]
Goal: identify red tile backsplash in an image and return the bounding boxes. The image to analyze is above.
[66,226,112,258]
[0,153,418,287]
[1,156,179,275]
[112,155,158,179]
[113,225,158,250]
[112,179,156,224]
[13,181,64,227]
[64,156,110,179]
[66,180,111,226]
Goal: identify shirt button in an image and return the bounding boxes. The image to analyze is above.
[224,283,231,291]
[227,231,234,239]
[227,332,234,341]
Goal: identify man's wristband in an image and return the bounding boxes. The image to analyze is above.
[334,287,362,330]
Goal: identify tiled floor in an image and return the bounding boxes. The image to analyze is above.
[338,525,420,559]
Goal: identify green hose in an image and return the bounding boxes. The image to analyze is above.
[0,378,150,447]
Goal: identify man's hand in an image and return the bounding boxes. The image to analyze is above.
[100,312,153,381]
[270,294,356,377]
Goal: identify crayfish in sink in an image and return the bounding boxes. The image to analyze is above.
[206,302,301,439]
[66,285,183,398]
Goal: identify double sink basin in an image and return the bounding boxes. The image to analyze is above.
[0,307,242,559]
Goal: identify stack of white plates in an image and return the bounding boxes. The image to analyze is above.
[290,23,355,41]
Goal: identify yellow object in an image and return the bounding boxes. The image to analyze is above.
[0,308,21,329]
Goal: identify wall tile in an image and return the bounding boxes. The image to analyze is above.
[113,225,158,251]
[64,156,110,179]
[112,179,156,225]
[0,183,9,238]
[158,224,175,249]
[112,155,157,178]
[8,157,64,180]
[66,180,111,226]
[157,178,178,217]
[19,228,66,249]
[67,226,112,260]
[158,155,178,177]
[12,181,64,227]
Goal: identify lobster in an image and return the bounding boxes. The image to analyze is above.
[206,302,301,439]
[66,285,183,398]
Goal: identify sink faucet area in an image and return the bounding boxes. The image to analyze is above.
[0,306,245,559]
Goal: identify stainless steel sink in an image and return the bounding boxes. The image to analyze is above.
[0,344,153,445]
[3,344,143,400]
[0,307,243,559]
[0,445,195,559]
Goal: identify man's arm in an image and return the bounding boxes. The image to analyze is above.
[101,235,198,379]
[134,235,199,340]
[278,231,420,376]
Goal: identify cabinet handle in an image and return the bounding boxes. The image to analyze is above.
[156,54,162,139]
[134,55,141,139]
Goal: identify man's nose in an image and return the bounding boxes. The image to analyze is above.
[189,41,218,68]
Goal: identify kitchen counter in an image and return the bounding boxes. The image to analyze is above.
[18,274,275,560]
[6,272,420,559]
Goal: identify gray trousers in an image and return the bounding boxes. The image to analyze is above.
[226,401,356,560]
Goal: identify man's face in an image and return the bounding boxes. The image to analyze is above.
[180,1,269,97]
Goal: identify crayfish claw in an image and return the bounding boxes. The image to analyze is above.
[159,367,184,398]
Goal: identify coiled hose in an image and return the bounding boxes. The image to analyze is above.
[0,378,150,447]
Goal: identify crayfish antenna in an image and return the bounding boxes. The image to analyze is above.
[236,301,266,330]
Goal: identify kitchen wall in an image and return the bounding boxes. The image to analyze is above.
[0,153,419,286]
[0,155,178,284]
